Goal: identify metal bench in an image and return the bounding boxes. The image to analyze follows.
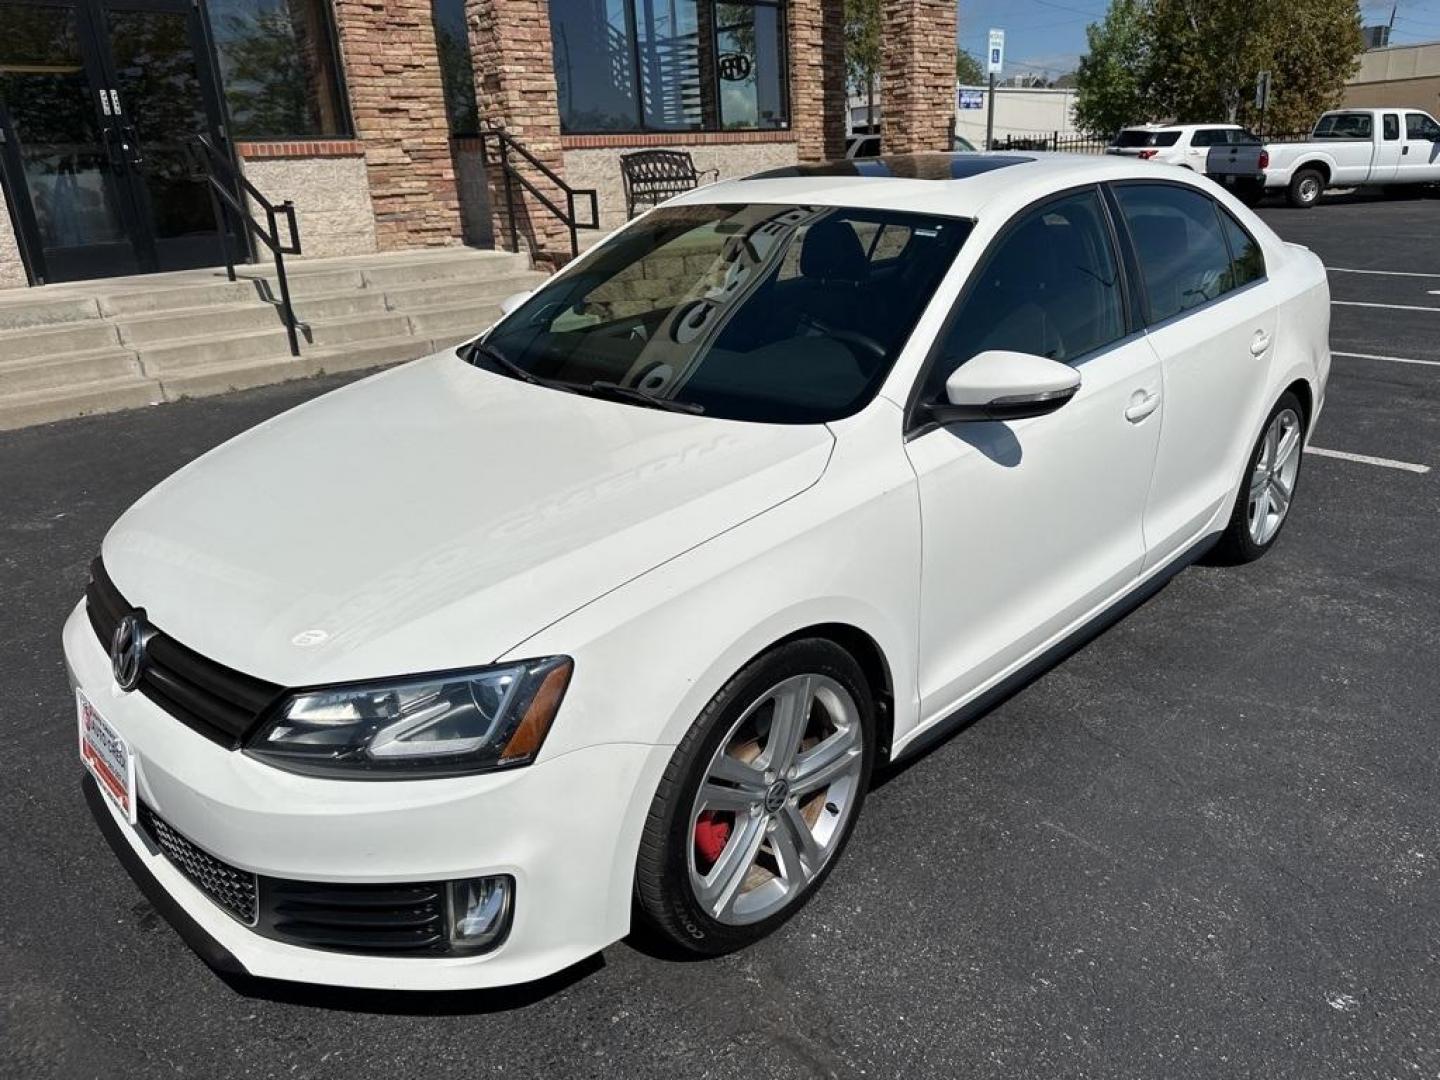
[619,150,720,218]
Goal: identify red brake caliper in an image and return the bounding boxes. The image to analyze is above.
[695,810,732,867]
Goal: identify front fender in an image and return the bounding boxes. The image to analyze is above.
[503,400,923,760]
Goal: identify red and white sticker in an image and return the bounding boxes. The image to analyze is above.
[78,690,136,824]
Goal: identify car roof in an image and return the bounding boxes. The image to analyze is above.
[1119,123,1239,131]
[674,152,1210,219]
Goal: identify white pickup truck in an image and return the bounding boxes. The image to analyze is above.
[1257,108,1440,207]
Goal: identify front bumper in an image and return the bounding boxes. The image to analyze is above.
[64,602,670,990]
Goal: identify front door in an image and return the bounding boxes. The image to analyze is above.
[0,0,229,284]
[905,187,1163,723]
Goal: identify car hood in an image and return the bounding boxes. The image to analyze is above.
[102,353,834,686]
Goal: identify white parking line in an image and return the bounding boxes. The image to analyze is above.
[1333,350,1440,369]
[1332,300,1440,313]
[1327,267,1440,280]
[1305,447,1431,474]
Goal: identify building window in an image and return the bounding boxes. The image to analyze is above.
[207,0,350,139]
[550,0,788,134]
[432,0,479,135]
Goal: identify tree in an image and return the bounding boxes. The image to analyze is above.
[955,49,985,86]
[1074,0,1147,137]
[1076,0,1364,137]
[844,0,883,130]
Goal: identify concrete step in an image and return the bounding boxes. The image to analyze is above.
[137,311,411,372]
[0,374,163,432]
[403,303,504,340]
[158,335,438,400]
[0,294,104,332]
[97,268,368,318]
[0,347,140,395]
[0,320,120,362]
[382,272,547,312]
[359,253,533,288]
[113,290,390,346]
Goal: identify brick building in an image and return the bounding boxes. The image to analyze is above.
[0,0,956,289]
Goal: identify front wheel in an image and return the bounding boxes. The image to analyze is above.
[1287,168,1325,209]
[1213,392,1306,564]
[634,639,875,955]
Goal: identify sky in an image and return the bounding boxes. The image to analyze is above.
[956,0,1440,82]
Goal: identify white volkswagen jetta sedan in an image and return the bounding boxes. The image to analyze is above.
[66,154,1329,990]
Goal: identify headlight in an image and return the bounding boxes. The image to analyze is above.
[245,657,572,778]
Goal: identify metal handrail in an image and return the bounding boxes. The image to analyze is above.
[477,129,600,260]
[188,134,304,357]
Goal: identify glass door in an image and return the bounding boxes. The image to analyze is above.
[0,0,230,284]
[0,0,142,281]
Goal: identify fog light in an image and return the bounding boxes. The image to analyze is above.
[446,875,513,953]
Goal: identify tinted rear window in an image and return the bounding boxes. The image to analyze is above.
[1113,129,1181,148]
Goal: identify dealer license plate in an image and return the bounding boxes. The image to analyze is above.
[78,689,136,824]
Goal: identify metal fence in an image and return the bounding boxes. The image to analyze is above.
[988,132,1112,155]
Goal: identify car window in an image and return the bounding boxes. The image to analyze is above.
[1114,184,1236,324]
[1191,129,1226,147]
[1407,113,1440,140]
[1228,129,1262,145]
[1384,114,1401,141]
[929,189,1125,391]
[1217,207,1265,289]
[1313,113,1372,139]
[485,204,971,424]
[1114,129,1181,148]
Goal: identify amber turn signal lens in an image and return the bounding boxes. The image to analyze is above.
[499,658,573,763]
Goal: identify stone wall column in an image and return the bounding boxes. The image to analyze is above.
[467,0,572,264]
[788,0,847,161]
[332,0,462,249]
[880,0,956,153]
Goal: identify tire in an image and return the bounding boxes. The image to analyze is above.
[1211,391,1306,564]
[1287,168,1325,209]
[634,638,876,956]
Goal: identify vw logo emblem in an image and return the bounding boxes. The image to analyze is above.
[110,612,149,692]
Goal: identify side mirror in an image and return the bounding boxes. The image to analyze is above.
[499,290,533,317]
[928,350,1081,424]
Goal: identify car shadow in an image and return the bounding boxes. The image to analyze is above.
[215,952,606,1015]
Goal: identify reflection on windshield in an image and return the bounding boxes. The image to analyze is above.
[480,203,971,423]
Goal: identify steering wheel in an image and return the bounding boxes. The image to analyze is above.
[798,313,887,364]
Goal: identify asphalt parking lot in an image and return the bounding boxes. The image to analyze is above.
[2,190,1438,1080]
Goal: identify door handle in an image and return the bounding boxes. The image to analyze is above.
[1124,389,1160,423]
[1250,330,1272,356]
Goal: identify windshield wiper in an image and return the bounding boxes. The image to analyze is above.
[587,380,705,415]
[465,340,585,395]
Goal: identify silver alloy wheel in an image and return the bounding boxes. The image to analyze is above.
[687,673,864,925]
[1298,176,1321,203]
[1248,407,1302,546]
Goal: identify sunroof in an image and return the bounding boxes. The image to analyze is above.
[747,153,1034,181]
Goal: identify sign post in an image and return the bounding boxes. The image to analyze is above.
[986,29,1005,150]
[1254,70,1272,139]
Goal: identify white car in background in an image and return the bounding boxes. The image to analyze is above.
[68,153,1329,991]
[1108,124,1262,170]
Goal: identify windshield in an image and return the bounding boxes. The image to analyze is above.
[480,204,971,423]
[1313,113,1372,139]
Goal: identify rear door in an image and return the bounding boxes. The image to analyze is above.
[1108,182,1279,571]
[1371,112,1404,183]
[905,187,1163,716]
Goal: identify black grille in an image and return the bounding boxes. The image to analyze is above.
[139,804,259,925]
[258,880,449,954]
[138,803,454,955]
[86,557,282,748]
